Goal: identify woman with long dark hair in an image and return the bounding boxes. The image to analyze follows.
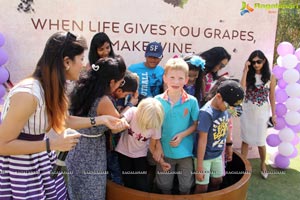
[196,46,231,105]
[0,32,126,199]
[66,56,127,199]
[240,50,276,179]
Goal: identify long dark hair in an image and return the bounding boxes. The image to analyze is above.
[183,54,204,103]
[33,32,87,132]
[70,56,126,116]
[198,46,231,80]
[88,32,115,65]
[246,50,270,90]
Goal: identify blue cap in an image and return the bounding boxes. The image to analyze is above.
[145,42,163,58]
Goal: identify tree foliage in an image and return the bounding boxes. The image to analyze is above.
[274,0,300,61]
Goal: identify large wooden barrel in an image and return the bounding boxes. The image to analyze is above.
[107,151,251,200]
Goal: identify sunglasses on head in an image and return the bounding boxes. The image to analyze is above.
[65,32,76,42]
[251,59,263,65]
[61,32,76,53]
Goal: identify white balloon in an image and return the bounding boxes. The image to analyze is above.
[278,128,295,142]
[276,56,283,67]
[283,69,300,83]
[285,83,300,97]
[286,98,300,111]
[282,54,298,69]
[269,151,278,163]
[285,111,300,126]
[278,142,294,156]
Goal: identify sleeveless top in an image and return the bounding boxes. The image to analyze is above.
[0,78,67,200]
[66,97,108,200]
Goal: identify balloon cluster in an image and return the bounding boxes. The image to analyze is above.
[0,32,9,103]
[0,32,10,124]
[267,41,300,169]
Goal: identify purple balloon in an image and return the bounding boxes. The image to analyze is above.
[266,134,281,147]
[275,103,287,117]
[0,33,5,47]
[0,49,8,66]
[274,117,286,130]
[272,65,285,80]
[0,84,6,98]
[275,88,288,103]
[277,41,295,56]
[277,79,287,89]
[287,147,298,158]
[0,67,9,84]
[275,154,290,169]
[291,135,299,145]
[295,48,300,61]
[295,63,300,71]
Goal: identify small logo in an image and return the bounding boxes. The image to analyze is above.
[240,1,254,15]
[184,108,189,116]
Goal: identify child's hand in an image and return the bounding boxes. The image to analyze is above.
[152,149,162,163]
[130,97,139,106]
[160,160,171,172]
[196,168,205,182]
[169,134,183,147]
[225,146,233,162]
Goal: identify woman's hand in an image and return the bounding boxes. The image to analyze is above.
[47,128,81,151]
[243,61,250,73]
[271,115,277,127]
[96,115,129,131]
[111,117,129,133]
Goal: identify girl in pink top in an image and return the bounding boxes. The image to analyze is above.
[116,97,170,191]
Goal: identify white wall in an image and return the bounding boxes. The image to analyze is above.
[0,0,279,83]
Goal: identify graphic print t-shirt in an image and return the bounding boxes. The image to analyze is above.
[128,62,164,97]
[196,102,229,160]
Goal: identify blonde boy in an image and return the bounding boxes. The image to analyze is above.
[155,58,199,194]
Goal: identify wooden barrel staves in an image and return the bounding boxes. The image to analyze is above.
[107,151,251,200]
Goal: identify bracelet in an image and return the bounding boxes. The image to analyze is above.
[226,142,233,146]
[126,102,134,107]
[90,117,96,127]
[46,138,51,153]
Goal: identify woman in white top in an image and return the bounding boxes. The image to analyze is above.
[240,50,277,179]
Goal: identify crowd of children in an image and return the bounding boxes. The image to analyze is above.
[0,31,277,199]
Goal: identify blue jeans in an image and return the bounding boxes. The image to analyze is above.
[107,150,123,185]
